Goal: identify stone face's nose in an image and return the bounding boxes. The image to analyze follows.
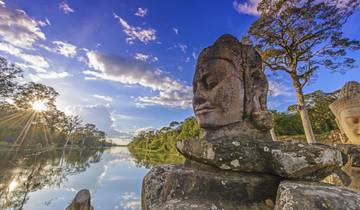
[193,95,207,108]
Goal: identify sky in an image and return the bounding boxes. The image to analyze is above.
[0,0,359,144]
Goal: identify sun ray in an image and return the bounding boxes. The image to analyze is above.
[14,112,36,146]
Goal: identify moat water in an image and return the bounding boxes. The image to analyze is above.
[0,147,154,210]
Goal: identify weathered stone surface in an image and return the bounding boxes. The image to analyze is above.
[274,181,360,210]
[66,189,93,210]
[142,164,280,210]
[177,138,343,181]
[193,34,273,141]
[329,81,360,145]
[336,144,360,167]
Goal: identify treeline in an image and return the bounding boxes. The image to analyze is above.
[128,117,203,154]
[0,56,108,147]
[129,90,340,152]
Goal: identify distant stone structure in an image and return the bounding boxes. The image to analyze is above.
[330,81,360,145]
[141,34,360,210]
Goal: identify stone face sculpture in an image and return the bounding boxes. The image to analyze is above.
[193,34,273,141]
[141,34,348,210]
[330,81,360,145]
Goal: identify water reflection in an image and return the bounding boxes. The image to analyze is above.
[0,147,154,210]
[128,147,184,168]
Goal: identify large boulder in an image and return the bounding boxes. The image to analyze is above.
[142,164,281,210]
[274,181,360,210]
[66,189,93,210]
[177,138,343,181]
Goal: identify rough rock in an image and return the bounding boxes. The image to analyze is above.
[274,181,360,210]
[177,138,343,181]
[66,189,93,210]
[336,144,360,167]
[142,164,281,210]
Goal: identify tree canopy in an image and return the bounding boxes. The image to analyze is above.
[248,0,360,143]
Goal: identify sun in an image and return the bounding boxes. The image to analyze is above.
[31,100,48,112]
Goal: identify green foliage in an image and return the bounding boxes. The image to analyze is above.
[0,56,107,148]
[273,111,304,136]
[0,57,22,98]
[274,89,339,135]
[128,117,203,155]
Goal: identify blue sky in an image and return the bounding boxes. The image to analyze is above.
[0,0,359,143]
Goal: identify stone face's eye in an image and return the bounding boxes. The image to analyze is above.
[354,118,359,124]
[346,117,360,125]
[201,74,218,90]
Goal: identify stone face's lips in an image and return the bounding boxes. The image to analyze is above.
[194,103,214,114]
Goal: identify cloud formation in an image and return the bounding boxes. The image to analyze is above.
[52,41,77,57]
[59,1,74,14]
[134,52,158,62]
[113,13,156,44]
[93,94,113,102]
[268,80,293,97]
[134,8,148,17]
[0,2,46,48]
[233,0,260,16]
[0,42,49,72]
[28,71,71,82]
[83,51,192,108]
[66,104,121,137]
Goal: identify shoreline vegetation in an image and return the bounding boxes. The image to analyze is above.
[0,56,113,149]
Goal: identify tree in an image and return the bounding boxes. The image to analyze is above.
[0,56,22,99]
[14,82,59,111]
[249,0,360,143]
[288,90,339,134]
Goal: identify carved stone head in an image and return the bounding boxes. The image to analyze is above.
[330,81,360,144]
[193,34,273,140]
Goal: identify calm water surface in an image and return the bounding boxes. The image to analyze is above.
[0,147,153,210]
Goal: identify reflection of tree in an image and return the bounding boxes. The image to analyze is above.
[128,147,184,169]
[0,148,104,209]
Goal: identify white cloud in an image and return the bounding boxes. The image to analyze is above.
[134,7,148,17]
[38,18,51,27]
[28,71,71,82]
[173,28,179,35]
[268,80,293,97]
[84,51,192,108]
[233,0,261,16]
[0,3,46,48]
[52,41,77,57]
[93,94,113,102]
[59,1,74,14]
[133,52,149,62]
[0,42,49,72]
[0,1,4,5]
[133,52,158,62]
[66,104,121,137]
[37,71,71,79]
[192,52,198,60]
[178,44,187,53]
[113,13,156,44]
